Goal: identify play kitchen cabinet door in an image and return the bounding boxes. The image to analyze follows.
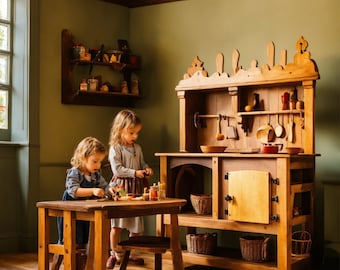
[226,170,270,224]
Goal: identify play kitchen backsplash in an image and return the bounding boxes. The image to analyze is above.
[174,36,318,154]
[190,86,306,154]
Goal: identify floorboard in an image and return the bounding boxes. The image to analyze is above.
[0,252,216,270]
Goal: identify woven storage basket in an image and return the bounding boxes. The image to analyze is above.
[240,235,269,262]
[186,233,217,255]
[190,194,212,215]
[292,231,312,257]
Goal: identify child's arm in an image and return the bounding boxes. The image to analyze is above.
[75,187,105,198]
[66,168,106,198]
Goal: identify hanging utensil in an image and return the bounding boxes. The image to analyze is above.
[226,117,238,139]
[216,114,224,140]
[287,114,295,143]
[256,115,275,144]
[275,114,285,138]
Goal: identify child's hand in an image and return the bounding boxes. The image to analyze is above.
[108,187,115,196]
[135,169,146,178]
[93,188,105,197]
[144,168,153,177]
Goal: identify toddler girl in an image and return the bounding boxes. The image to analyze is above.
[52,137,111,270]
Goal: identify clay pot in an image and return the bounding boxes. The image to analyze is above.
[261,144,283,154]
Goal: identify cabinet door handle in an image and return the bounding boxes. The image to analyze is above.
[225,195,233,201]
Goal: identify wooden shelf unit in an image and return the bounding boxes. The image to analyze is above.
[61,29,141,107]
[156,37,319,270]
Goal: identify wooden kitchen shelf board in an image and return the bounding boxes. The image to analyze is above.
[164,249,311,270]
[163,213,277,235]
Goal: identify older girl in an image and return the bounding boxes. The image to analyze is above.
[106,109,153,268]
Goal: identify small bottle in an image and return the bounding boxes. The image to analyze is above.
[158,181,166,200]
[131,79,139,95]
[79,79,87,91]
[296,100,304,110]
[121,81,129,94]
[149,183,159,201]
[143,187,149,201]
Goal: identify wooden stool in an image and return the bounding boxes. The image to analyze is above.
[118,236,170,270]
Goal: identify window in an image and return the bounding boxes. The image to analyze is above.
[0,0,11,133]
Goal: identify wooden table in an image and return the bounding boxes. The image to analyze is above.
[37,198,186,270]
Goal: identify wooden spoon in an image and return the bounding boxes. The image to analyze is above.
[287,114,295,143]
[216,115,224,140]
[275,114,285,138]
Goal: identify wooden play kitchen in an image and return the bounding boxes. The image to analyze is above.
[156,36,319,270]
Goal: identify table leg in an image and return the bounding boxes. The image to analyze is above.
[169,213,183,270]
[63,211,76,270]
[94,210,110,270]
[38,208,49,270]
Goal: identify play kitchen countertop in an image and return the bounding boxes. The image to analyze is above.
[155,152,319,157]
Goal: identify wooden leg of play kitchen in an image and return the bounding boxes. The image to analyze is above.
[169,213,183,270]
[277,158,292,270]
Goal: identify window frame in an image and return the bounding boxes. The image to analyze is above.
[0,0,12,140]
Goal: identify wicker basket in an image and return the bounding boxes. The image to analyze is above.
[190,194,212,215]
[186,233,217,255]
[240,235,269,262]
[292,231,312,257]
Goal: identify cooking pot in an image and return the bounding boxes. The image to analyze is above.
[261,143,283,154]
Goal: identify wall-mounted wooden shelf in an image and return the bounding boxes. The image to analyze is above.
[61,29,141,107]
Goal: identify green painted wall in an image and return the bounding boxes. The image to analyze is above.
[1,0,340,258]
[129,0,340,254]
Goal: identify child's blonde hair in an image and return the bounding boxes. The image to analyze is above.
[109,109,142,146]
[71,137,106,170]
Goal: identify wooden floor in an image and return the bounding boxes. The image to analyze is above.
[0,252,336,270]
[0,252,216,270]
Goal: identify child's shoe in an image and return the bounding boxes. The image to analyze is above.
[106,255,117,269]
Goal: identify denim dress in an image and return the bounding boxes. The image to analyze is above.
[56,168,108,245]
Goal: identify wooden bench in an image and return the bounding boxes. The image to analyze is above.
[118,236,170,270]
